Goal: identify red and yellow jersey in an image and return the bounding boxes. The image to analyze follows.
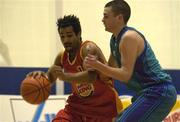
[60,41,123,118]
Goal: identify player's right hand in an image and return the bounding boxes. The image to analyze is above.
[48,65,65,80]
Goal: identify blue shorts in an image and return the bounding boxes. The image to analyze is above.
[115,82,177,122]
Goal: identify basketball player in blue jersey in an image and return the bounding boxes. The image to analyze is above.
[84,0,177,122]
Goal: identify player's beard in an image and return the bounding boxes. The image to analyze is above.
[65,47,73,52]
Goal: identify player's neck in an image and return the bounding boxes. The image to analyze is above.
[68,47,80,63]
[113,25,126,39]
[68,41,81,62]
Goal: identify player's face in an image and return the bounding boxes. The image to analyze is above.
[102,7,119,33]
[59,26,81,52]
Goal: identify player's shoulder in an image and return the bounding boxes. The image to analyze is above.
[120,30,142,46]
[122,28,144,41]
[81,40,98,50]
[82,40,97,47]
[122,30,138,39]
[80,40,99,59]
[56,51,64,58]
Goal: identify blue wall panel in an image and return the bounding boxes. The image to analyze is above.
[0,67,56,95]
[0,67,179,95]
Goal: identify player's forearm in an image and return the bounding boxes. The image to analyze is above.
[95,61,131,83]
[62,71,97,83]
[46,71,57,84]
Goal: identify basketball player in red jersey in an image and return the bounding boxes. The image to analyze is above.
[29,15,123,122]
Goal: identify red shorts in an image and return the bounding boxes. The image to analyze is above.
[52,108,113,122]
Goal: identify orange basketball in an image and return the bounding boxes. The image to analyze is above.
[20,76,51,104]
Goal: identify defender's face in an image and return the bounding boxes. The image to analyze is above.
[58,26,80,52]
[102,7,119,33]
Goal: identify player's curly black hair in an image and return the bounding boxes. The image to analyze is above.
[57,15,81,35]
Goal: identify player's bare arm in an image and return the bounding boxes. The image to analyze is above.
[85,31,144,83]
[108,53,118,67]
[46,52,62,83]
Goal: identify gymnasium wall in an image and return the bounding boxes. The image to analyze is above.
[0,0,180,113]
[0,0,180,69]
[0,1,180,121]
[0,67,179,95]
[59,0,180,69]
